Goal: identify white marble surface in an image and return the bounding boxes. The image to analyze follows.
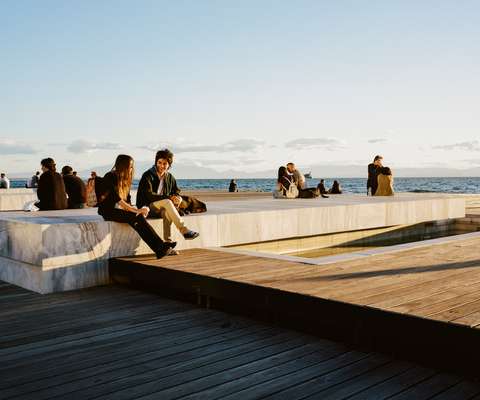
[0,193,466,293]
[0,193,38,211]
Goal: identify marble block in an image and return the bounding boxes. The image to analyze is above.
[0,193,466,293]
[0,193,38,211]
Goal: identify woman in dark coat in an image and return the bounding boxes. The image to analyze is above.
[36,158,68,210]
[97,154,176,259]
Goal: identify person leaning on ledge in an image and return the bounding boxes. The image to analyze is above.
[61,165,87,209]
[136,149,200,248]
[36,158,68,210]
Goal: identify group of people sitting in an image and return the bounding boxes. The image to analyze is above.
[274,162,335,199]
[32,149,200,259]
[367,155,394,196]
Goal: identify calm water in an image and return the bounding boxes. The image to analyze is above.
[8,177,480,194]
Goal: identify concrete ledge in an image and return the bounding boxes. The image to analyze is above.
[0,193,466,293]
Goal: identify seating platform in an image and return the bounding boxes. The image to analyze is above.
[0,193,465,293]
[0,188,37,211]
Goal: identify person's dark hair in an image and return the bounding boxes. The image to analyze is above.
[36,171,40,176]
[41,158,56,172]
[277,166,287,183]
[0,173,5,178]
[155,149,174,166]
[380,167,392,175]
[373,155,383,162]
[61,165,73,175]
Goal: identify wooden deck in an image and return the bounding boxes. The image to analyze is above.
[110,236,480,377]
[1,282,480,399]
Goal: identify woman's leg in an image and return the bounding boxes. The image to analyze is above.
[102,209,167,254]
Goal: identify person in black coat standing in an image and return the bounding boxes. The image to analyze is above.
[367,155,383,196]
[36,158,68,210]
[61,166,87,209]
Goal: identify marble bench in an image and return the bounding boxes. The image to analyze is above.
[0,193,465,293]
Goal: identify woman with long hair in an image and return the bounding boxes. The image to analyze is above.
[97,154,175,259]
[328,180,343,194]
[374,167,394,196]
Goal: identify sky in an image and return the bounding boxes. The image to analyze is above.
[1,0,479,177]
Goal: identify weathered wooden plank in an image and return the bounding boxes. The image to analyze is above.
[386,373,462,400]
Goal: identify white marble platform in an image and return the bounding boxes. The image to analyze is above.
[0,193,465,293]
[0,189,138,211]
[0,189,37,211]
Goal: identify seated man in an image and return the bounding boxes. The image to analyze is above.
[61,165,87,209]
[137,149,199,253]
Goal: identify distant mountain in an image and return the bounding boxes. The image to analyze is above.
[9,162,480,179]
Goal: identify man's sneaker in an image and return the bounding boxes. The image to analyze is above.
[183,230,200,240]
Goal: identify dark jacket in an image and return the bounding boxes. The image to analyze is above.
[367,163,379,195]
[63,174,87,208]
[97,172,131,216]
[136,166,180,208]
[37,171,68,210]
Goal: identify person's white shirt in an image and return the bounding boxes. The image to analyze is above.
[157,178,164,195]
[0,176,10,189]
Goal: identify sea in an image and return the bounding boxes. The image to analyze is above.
[8,177,480,194]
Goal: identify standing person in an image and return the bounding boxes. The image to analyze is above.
[97,154,175,259]
[375,167,394,196]
[85,171,98,207]
[286,162,305,189]
[29,171,40,188]
[36,158,68,210]
[136,149,200,251]
[0,173,10,189]
[228,179,238,192]
[61,166,87,209]
[367,155,383,196]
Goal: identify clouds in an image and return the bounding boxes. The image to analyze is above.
[284,138,346,151]
[368,138,388,144]
[67,140,124,153]
[432,140,480,152]
[0,139,36,155]
[139,139,266,154]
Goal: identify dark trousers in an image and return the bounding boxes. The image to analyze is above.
[100,208,164,253]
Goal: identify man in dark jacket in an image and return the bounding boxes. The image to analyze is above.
[367,155,383,196]
[61,166,87,209]
[137,149,199,247]
[36,158,68,210]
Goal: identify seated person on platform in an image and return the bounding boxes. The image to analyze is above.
[97,154,175,259]
[136,149,200,249]
[286,162,305,189]
[228,179,238,192]
[36,158,68,210]
[374,167,394,196]
[317,179,328,195]
[328,180,343,194]
[273,166,296,198]
[61,165,87,209]
[0,173,10,189]
[28,171,40,188]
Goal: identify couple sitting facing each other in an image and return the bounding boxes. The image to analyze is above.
[96,149,200,259]
[274,163,322,199]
